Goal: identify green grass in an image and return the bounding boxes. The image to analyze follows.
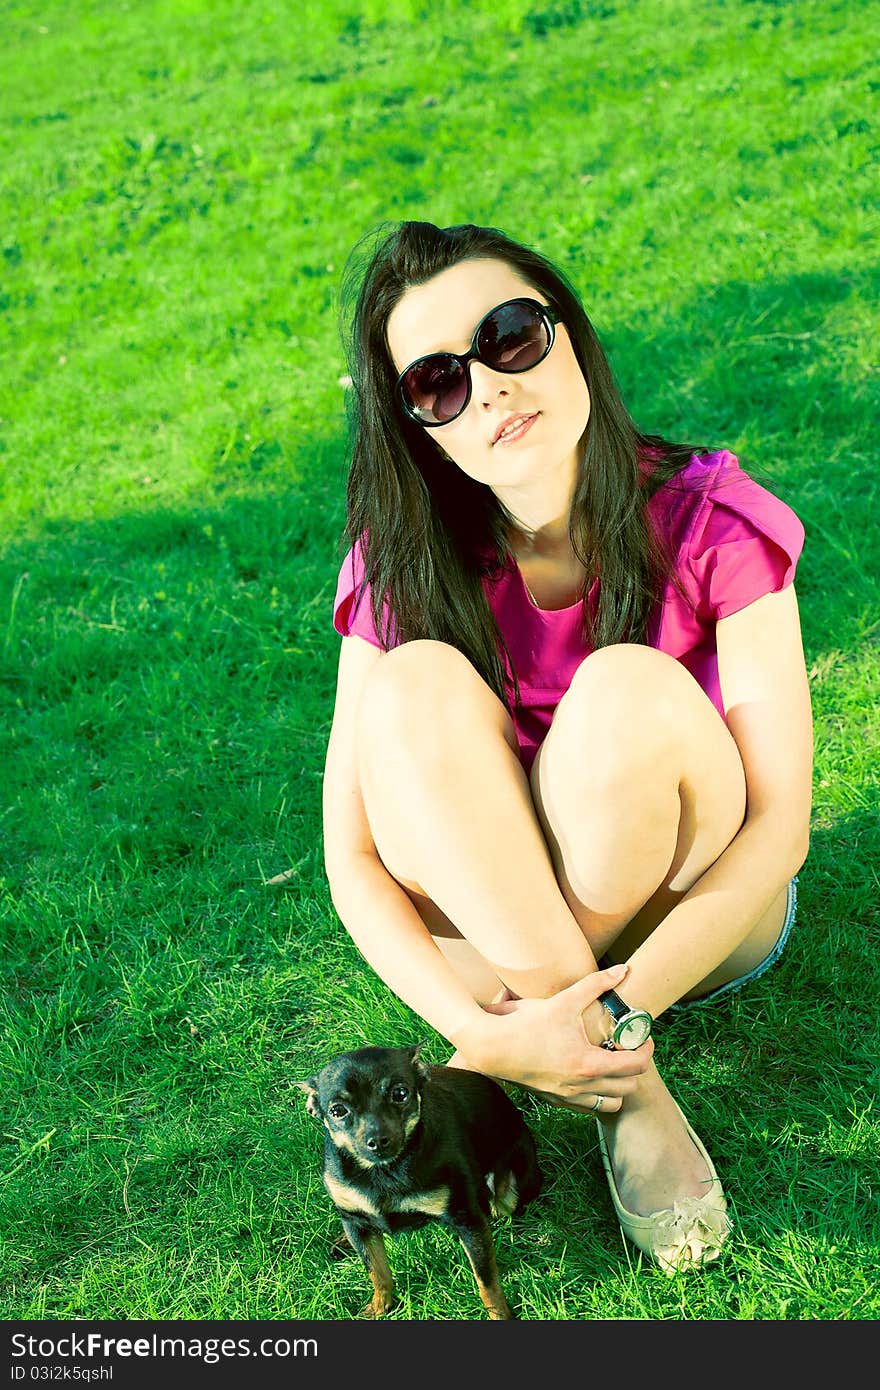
[1,0,878,1322]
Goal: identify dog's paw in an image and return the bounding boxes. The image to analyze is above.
[487,1299,516,1320]
[359,1294,395,1319]
[330,1232,355,1260]
[490,1170,520,1218]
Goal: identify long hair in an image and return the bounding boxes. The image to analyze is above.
[338,220,703,706]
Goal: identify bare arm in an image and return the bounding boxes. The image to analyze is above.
[623,585,813,1016]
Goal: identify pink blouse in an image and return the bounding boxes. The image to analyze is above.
[332,450,805,772]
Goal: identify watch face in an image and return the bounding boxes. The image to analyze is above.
[615,1011,652,1050]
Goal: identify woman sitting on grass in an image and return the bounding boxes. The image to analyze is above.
[321,219,813,1273]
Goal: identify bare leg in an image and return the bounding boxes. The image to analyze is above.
[357,640,600,1002]
[354,639,778,1221]
[530,642,784,1215]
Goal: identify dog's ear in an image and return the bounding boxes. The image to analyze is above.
[295,1078,322,1118]
[407,1042,431,1080]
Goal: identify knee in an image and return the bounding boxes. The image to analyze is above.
[563,644,688,759]
[356,640,489,752]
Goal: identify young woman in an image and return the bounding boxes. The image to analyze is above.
[321,220,813,1274]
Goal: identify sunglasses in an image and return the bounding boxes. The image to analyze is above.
[396,297,561,428]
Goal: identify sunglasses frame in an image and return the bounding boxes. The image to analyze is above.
[395,297,561,428]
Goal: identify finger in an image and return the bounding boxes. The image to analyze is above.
[577,1094,624,1115]
[589,1045,653,1078]
[560,1071,643,1102]
[544,1091,625,1116]
[558,961,629,1012]
[527,1088,572,1110]
[580,1072,643,1098]
[592,1037,654,1072]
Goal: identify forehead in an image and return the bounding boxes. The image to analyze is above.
[320,1059,412,1102]
[386,257,541,371]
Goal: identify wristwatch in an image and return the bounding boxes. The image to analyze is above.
[599,988,653,1050]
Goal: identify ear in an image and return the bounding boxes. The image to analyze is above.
[407,1042,431,1080]
[295,1078,322,1118]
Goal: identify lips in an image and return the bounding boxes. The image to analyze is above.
[492,412,539,445]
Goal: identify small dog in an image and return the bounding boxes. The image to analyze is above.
[298,1043,543,1320]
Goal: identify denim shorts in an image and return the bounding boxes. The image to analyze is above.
[669,875,799,1012]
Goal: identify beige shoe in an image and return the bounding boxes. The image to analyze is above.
[596,1103,732,1275]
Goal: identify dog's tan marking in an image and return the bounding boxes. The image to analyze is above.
[325,1124,377,1169]
[394,1186,451,1217]
[461,1232,513,1320]
[361,1230,395,1319]
[324,1173,381,1218]
[403,1095,422,1140]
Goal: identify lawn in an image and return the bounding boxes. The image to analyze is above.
[1,0,877,1322]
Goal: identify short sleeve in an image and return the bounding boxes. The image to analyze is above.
[687,466,805,622]
[332,540,389,649]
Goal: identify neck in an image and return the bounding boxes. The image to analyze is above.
[494,461,578,559]
[507,512,572,558]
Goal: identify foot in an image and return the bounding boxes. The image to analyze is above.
[595,1064,731,1273]
[599,1066,717,1214]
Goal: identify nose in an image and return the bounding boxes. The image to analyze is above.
[364,1131,393,1155]
[469,358,512,407]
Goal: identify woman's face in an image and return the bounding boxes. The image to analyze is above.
[386,257,591,505]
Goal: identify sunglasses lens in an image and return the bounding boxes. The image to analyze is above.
[401,354,468,425]
[477,301,551,372]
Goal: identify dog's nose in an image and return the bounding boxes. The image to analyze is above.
[365,1133,392,1154]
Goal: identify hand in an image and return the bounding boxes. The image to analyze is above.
[464,963,653,1113]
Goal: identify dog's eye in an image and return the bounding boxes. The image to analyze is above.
[390,1085,409,1104]
[328,1103,349,1120]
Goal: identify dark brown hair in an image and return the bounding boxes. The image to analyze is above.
[339,220,703,706]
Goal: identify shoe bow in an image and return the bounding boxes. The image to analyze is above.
[651,1197,733,1274]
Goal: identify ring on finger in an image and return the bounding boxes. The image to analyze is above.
[588,1094,606,1112]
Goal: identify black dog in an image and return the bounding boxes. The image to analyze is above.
[298,1044,543,1320]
